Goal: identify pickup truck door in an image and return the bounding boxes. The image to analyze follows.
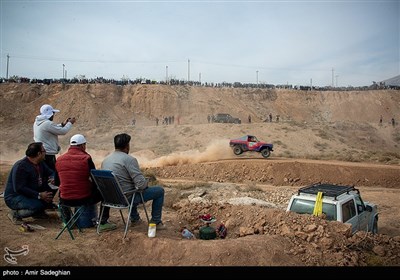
[341,199,359,234]
[355,195,369,232]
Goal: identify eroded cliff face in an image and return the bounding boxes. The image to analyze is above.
[0,83,400,266]
[0,83,399,164]
[1,83,399,126]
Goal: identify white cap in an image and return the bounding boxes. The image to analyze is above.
[40,104,60,119]
[70,134,87,146]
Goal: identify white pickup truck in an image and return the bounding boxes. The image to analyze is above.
[287,183,378,234]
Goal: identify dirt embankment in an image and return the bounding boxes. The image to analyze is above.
[146,159,400,188]
[1,83,399,165]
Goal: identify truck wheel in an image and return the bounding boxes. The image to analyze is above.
[233,146,243,155]
[261,149,271,158]
[372,217,378,234]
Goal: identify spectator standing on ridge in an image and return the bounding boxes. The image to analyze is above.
[102,133,166,229]
[33,104,76,173]
[4,142,55,224]
[248,115,252,123]
[269,113,273,122]
[392,118,396,127]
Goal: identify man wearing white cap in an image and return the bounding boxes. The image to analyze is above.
[55,134,116,231]
[33,104,76,173]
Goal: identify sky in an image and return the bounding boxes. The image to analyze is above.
[1,0,399,87]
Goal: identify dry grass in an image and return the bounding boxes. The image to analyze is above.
[364,253,388,266]
[315,128,331,140]
[313,141,329,151]
[274,140,287,149]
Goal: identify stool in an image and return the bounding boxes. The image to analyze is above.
[55,203,86,240]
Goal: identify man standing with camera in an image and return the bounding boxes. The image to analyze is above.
[33,104,76,173]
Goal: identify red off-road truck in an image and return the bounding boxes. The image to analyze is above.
[229,135,274,158]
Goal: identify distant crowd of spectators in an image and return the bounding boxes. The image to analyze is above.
[1,76,398,91]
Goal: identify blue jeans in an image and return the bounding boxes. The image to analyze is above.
[129,186,164,224]
[5,194,48,218]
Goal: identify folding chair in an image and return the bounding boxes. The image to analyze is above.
[55,202,85,240]
[90,169,150,239]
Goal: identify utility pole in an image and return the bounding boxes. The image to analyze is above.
[331,67,334,87]
[188,59,190,82]
[310,78,312,90]
[199,72,201,84]
[166,65,168,84]
[256,70,259,86]
[6,54,10,79]
[63,64,65,79]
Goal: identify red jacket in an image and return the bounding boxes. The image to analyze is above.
[56,146,94,200]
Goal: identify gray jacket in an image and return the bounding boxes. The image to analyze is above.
[101,151,148,193]
[33,115,73,155]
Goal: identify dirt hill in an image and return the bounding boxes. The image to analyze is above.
[0,83,399,164]
[0,83,399,267]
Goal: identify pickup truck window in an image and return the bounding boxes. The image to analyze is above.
[354,195,365,214]
[290,198,337,221]
[342,199,357,222]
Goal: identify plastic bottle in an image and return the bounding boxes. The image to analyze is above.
[148,223,156,238]
[182,228,195,239]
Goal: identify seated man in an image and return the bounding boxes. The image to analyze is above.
[101,133,166,229]
[4,142,55,224]
[55,134,116,231]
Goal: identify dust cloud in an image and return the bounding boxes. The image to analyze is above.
[1,139,234,170]
[88,149,113,168]
[0,150,27,165]
[139,139,233,168]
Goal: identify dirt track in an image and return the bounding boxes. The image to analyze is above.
[147,158,400,188]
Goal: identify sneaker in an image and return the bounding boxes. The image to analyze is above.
[155,222,167,230]
[150,219,167,230]
[130,219,144,227]
[7,211,22,225]
[98,222,117,232]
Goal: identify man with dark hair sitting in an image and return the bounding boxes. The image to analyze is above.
[102,133,166,229]
[4,142,55,224]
